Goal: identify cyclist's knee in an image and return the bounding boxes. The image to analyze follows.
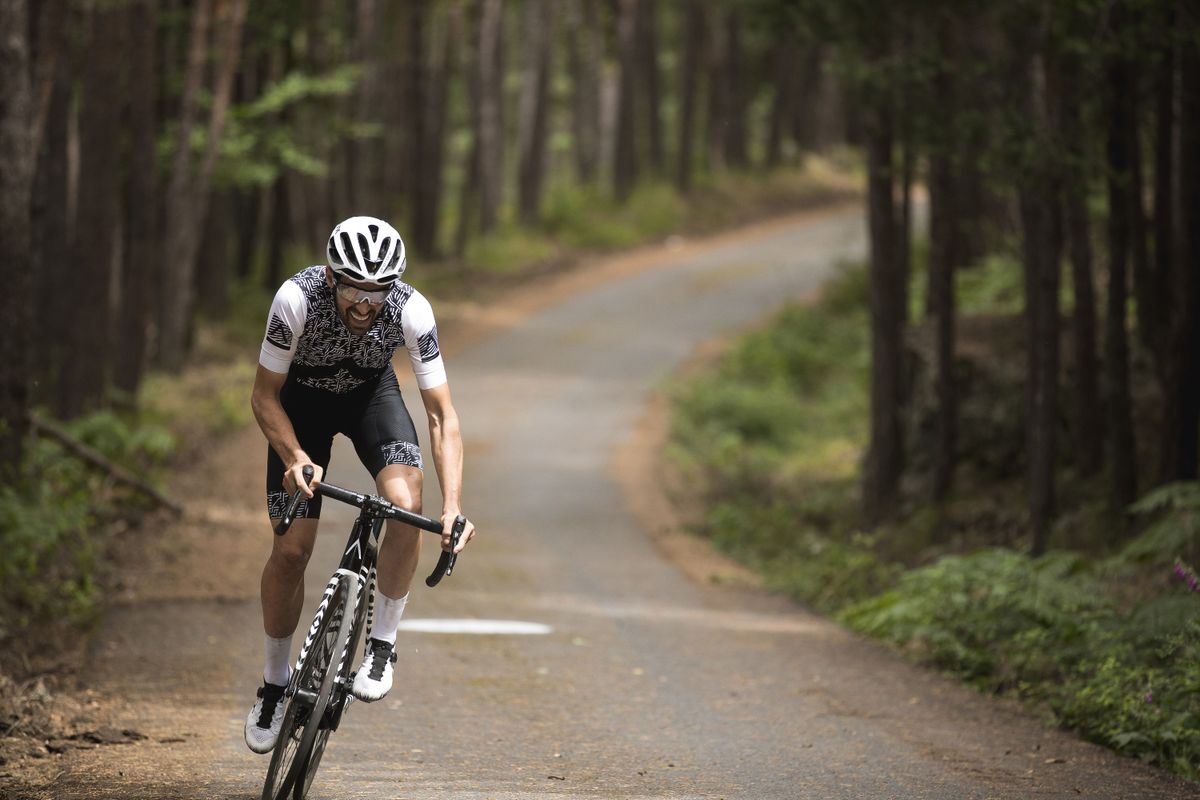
[376,465,422,513]
[269,519,317,573]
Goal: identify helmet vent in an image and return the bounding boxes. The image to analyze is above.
[368,223,379,238]
[339,232,361,270]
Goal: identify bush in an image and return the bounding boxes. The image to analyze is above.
[0,410,177,639]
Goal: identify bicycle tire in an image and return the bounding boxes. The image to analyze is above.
[296,588,367,799]
[262,578,350,800]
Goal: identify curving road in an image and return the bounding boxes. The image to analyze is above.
[22,207,1196,799]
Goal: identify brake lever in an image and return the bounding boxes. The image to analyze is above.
[425,515,467,587]
[274,465,315,535]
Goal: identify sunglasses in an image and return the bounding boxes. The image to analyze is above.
[334,278,391,306]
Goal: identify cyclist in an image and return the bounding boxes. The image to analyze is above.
[244,215,476,753]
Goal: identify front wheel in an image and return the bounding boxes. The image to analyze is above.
[262,578,351,800]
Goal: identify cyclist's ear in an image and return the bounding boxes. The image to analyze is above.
[324,266,335,286]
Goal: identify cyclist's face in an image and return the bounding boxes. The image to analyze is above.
[327,269,389,336]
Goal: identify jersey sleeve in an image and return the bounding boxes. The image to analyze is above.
[402,290,448,390]
[259,280,307,374]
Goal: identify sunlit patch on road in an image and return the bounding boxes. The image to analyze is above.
[397,618,553,635]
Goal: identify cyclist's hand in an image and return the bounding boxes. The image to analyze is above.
[441,512,475,554]
[284,461,322,497]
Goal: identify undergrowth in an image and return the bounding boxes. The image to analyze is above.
[0,411,176,644]
[669,256,1200,780]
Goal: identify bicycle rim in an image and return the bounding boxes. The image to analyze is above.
[289,581,353,800]
[261,579,349,800]
[297,585,366,799]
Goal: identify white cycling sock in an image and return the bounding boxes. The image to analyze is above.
[371,591,409,645]
[264,634,292,687]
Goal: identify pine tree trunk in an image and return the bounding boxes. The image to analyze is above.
[1176,30,1200,480]
[1060,52,1104,477]
[64,1,128,417]
[704,8,726,171]
[196,190,231,317]
[114,0,157,396]
[31,45,68,410]
[158,0,247,369]
[613,0,638,201]
[765,39,796,168]
[723,8,748,168]
[862,50,903,525]
[565,0,601,184]
[674,0,703,191]
[412,1,458,257]
[928,149,958,503]
[1020,51,1063,556]
[635,0,663,175]
[1105,53,1139,509]
[476,0,504,233]
[517,0,553,223]
[0,0,33,470]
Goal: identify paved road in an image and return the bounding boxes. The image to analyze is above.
[25,208,1196,799]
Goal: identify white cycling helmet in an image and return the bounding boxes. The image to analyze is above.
[326,215,407,284]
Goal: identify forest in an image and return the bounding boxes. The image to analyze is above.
[0,0,835,462]
[1,0,1199,776]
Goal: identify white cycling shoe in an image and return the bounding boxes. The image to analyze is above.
[245,681,287,753]
[352,638,396,702]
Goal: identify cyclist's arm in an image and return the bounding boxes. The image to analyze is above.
[252,364,320,498]
[418,382,474,552]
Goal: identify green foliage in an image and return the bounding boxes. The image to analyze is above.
[542,182,684,251]
[670,246,1200,779]
[0,411,177,638]
[463,224,561,275]
[838,548,1200,777]
[1108,483,1200,570]
[209,64,366,187]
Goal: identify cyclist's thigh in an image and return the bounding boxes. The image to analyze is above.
[343,365,424,480]
[265,383,337,521]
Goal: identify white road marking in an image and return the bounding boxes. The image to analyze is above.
[397,618,553,635]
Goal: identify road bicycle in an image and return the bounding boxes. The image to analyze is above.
[261,466,466,800]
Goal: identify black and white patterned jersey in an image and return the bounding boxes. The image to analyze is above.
[258,266,447,393]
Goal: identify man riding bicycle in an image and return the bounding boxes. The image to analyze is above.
[244,215,476,753]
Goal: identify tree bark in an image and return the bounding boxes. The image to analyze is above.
[517,0,553,223]
[862,51,904,525]
[765,39,797,168]
[565,0,601,185]
[704,6,727,171]
[723,8,748,169]
[928,149,957,503]
[30,39,68,410]
[1020,51,1063,556]
[476,0,504,232]
[1060,52,1104,477]
[1105,52,1139,509]
[0,0,33,470]
[613,0,638,201]
[634,0,663,175]
[674,0,703,191]
[158,0,247,369]
[1155,25,1188,483]
[1176,27,1200,480]
[114,0,158,397]
[412,1,458,257]
[354,0,386,215]
[196,190,231,317]
[63,1,128,417]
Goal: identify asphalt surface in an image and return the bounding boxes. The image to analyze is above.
[14,207,1197,799]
